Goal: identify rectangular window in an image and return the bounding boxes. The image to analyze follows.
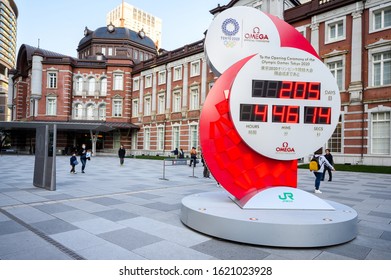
[113,74,123,90]
[158,71,166,85]
[173,66,182,81]
[172,126,180,150]
[144,128,150,150]
[157,127,164,150]
[133,78,140,91]
[326,18,345,43]
[46,97,56,116]
[47,72,57,88]
[373,7,391,30]
[327,117,342,153]
[145,75,152,88]
[173,91,181,112]
[113,100,122,117]
[190,61,200,77]
[372,112,390,154]
[373,51,391,86]
[144,96,151,116]
[132,99,139,117]
[108,48,113,56]
[190,125,198,150]
[189,87,199,110]
[131,131,138,150]
[327,60,343,90]
[158,94,165,114]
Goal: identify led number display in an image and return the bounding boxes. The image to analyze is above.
[252,80,320,100]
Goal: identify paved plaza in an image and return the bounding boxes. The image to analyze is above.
[0,154,390,260]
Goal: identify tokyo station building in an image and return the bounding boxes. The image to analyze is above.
[4,0,391,166]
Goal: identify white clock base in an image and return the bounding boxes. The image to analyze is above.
[181,190,357,247]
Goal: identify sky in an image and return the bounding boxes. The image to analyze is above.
[15,0,224,57]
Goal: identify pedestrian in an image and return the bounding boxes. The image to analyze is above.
[118,144,126,166]
[79,143,87,173]
[178,148,185,159]
[70,152,78,174]
[189,147,197,167]
[322,149,334,181]
[311,149,335,194]
[171,148,179,158]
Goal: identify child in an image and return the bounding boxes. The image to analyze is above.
[86,149,92,160]
[70,152,78,174]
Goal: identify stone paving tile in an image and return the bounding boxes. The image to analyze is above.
[191,239,271,260]
[93,209,139,222]
[0,220,27,235]
[118,216,210,247]
[51,209,98,223]
[33,203,77,214]
[1,245,73,260]
[62,200,112,213]
[30,219,78,235]
[380,231,391,241]
[5,205,55,223]
[142,202,182,211]
[314,251,355,260]
[49,229,107,252]
[366,249,391,260]
[133,240,215,260]
[0,231,52,257]
[86,197,126,206]
[77,242,146,260]
[98,227,163,251]
[324,242,372,260]
[71,217,127,235]
[256,247,322,260]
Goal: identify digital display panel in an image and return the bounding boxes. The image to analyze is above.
[239,104,332,124]
[252,80,321,100]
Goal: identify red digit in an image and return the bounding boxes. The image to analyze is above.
[286,106,300,123]
[254,104,267,122]
[308,82,320,100]
[293,82,306,99]
[318,107,331,124]
[272,105,286,122]
[279,81,293,99]
[311,107,318,123]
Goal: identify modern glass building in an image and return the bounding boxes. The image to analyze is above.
[0,0,17,121]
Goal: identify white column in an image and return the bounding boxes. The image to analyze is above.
[7,72,14,109]
[151,72,157,114]
[166,67,172,111]
[201,58,207,104]
[182,63,188,109]
[31,53,43,99]
[348,10,363,103]
[139,76,144,117]
[310,21,319,54]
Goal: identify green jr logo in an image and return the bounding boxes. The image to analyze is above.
[278,192,294,202]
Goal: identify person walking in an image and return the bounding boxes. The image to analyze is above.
[322,149,334,181]
[171,148,179,158]
[178,148,185,159]
[118,144,126,166]
[189,147,197,167]
[79,143,87,173]
[311,150,335,194]
[70,152,78,174]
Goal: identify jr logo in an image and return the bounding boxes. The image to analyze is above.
[278,192,294,202]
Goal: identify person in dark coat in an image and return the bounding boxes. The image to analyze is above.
[79,144,87,173]
[322,149,334,181]
[70,152,77,174]
[118,144,126,166]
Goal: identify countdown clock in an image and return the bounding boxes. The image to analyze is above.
[201,6,340,200]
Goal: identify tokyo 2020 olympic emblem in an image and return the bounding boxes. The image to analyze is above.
[221,18,240,36]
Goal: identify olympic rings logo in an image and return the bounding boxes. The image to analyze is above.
[224,40,237,48]
[221,18,239,36]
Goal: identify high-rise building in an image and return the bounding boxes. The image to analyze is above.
[106,1,162,49]
[0,0,17,121]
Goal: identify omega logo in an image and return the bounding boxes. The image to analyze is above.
[276,142,295,153]
[244,26,269,41]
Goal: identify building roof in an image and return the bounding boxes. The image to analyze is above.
[78,26,156,51]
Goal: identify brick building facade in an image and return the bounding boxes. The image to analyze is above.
[3,0,391,165]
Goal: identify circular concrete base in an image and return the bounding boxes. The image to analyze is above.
[181,190,358,247]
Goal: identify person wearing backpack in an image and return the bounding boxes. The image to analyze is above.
[311,149,335,194]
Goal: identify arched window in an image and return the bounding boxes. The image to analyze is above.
[98,104,106,120]
[76,76,83,93]
[88,77,95,95]
[74,103,83,119]
[86,104,94,120]
[100,78,107,96]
